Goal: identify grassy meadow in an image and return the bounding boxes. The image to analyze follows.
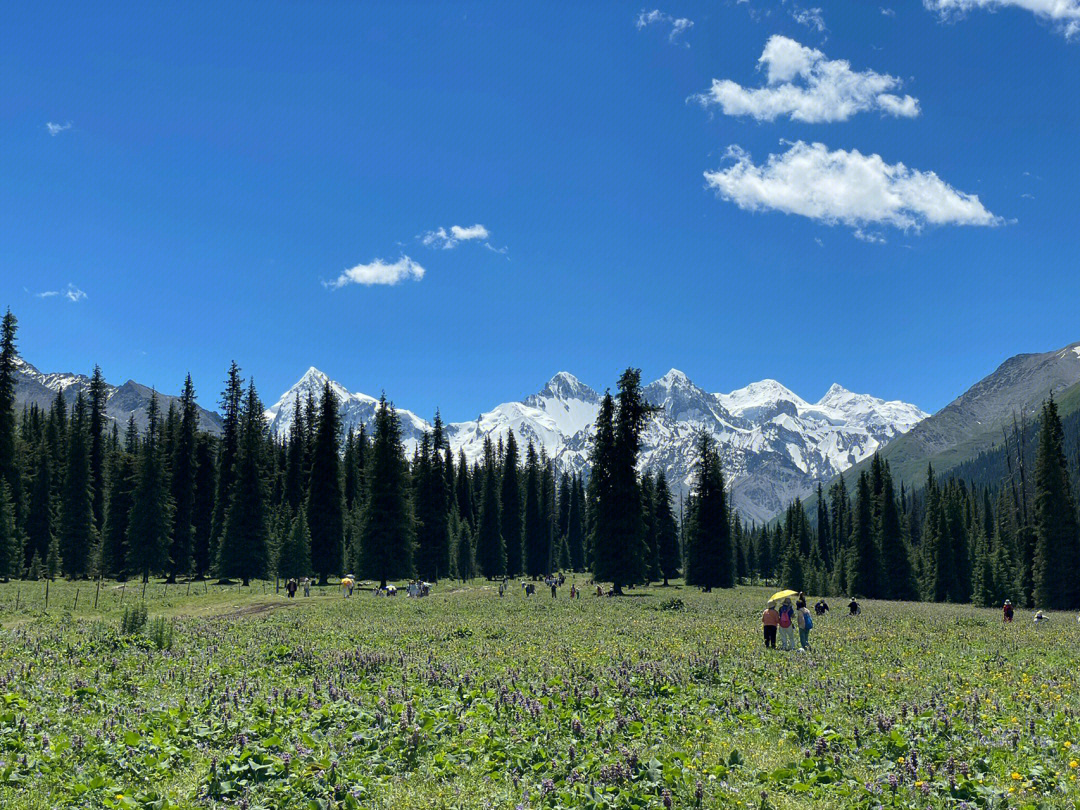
[1,578,1078,809]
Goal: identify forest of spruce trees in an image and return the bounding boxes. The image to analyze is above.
[1,309,1079,608]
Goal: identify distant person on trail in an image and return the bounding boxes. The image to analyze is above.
[848,597,861,616]
[777,598,797,650]
[570,583,577,599]
[814,599,829,616]
[1003,600,1014,623]
[596,585,603,598]
[302,577,311,597]
[797,603,813,650]
[285,578,298,598]
[498,581,506,598]
[762,602,779,649]
[1034,610,1049,624]
[341,577,353,598]
[796,592,807,611]
[551,581,557,598]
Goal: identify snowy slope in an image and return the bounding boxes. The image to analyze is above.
[266,367,927,523]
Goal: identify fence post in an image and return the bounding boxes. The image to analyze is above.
[94,578,101,609]
[120,582,126,605]
[73,588,80,611]
[163,583,168,599]
[15,588,19,611]
[142,580,147,599]
[44,579,49,612]
[187,579,191,596]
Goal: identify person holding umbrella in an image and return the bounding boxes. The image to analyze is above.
[777,597,797,650]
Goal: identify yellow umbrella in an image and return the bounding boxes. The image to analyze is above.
[768,589,799,603]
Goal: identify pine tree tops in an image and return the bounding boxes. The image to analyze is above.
[308,382,344,584]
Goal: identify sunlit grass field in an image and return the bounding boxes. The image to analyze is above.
[1,577,1078,809]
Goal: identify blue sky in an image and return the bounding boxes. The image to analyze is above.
[2,0,1079,418]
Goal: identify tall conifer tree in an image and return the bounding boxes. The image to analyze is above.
[308,383,344,584]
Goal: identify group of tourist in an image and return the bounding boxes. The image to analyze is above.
[761,592,816,651]
[283,577,311,598]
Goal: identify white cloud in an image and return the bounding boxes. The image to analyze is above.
[635,9,694,45]
[925,0,1080,38]
[36,283,86,302]
[853,228,888,244]
[45,121,72,136]
[704,141,1003,231]
[325,256,425,289]
[792,6,827,31]
[881,6,897,16]
[693,36,920,122]
[421,223,492,249]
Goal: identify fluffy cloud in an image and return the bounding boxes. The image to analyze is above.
[693,35,919,122]
[704,141,1003,231]
[925,0,1080,38]
[36,283,86,302]
[325,256,425,289]
[421,223,491,249]
[45,121,72,136]
[635,9,694,45]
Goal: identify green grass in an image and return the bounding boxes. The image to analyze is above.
[1,578,1079,809]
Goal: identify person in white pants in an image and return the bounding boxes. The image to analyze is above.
[777,598,797,650]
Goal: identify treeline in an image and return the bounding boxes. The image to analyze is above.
[0,313,699,590]
[737,397,1080,610]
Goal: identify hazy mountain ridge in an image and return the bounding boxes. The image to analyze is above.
[13,357,224,436]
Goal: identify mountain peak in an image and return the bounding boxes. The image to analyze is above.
[538,371,594,399]
[655,368,692,388]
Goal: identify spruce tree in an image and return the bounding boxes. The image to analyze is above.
[456,520,474,581]
[567,474,586,572]
[59,393,95,577]
[641,473,661,582]
[500,431,523,576]
[284,394,307,513]
[0,482,19,581]
[191,434,216,578]
[168,374,198,581]
[210,362,244,576]
[360,396,415,588]
[847,472,880,598]
[654,471,680,585]
[127,393,174,582]
[0,311,21,539]
[25,438,55,574]
[683,432,733,591]
[101,418,138,578]
[88,365,108,534]
[1032,398,1080,609]
[308,383,344,584]
[278,509,313,579]
[878,466,917,600]
[455,450,474,529]
[779,538,805,593]
[523,443,548,578]
[218,382,271,585]
[590,370,653,593]
[474,437,505,578]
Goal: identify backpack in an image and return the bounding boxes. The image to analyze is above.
[778,607,792,628]
[802,610,813,630]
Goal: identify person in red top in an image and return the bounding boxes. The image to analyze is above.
[1003,599,1014,622]
[761,602,780,649]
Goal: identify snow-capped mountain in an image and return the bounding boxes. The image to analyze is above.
[264,367,430,447]
[266,367,927,523]
[13,357,223,435]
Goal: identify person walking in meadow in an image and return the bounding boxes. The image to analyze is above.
[1003,599,1014,622]
[797,603,813,650]
[796,592,807,611]
[762,602,779,649]
[302,577,311,597]
[814,599,829,616]
[285,578,298,598]
[848,597,861,616]
[777,598,797,650]
[551,581,557,598]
